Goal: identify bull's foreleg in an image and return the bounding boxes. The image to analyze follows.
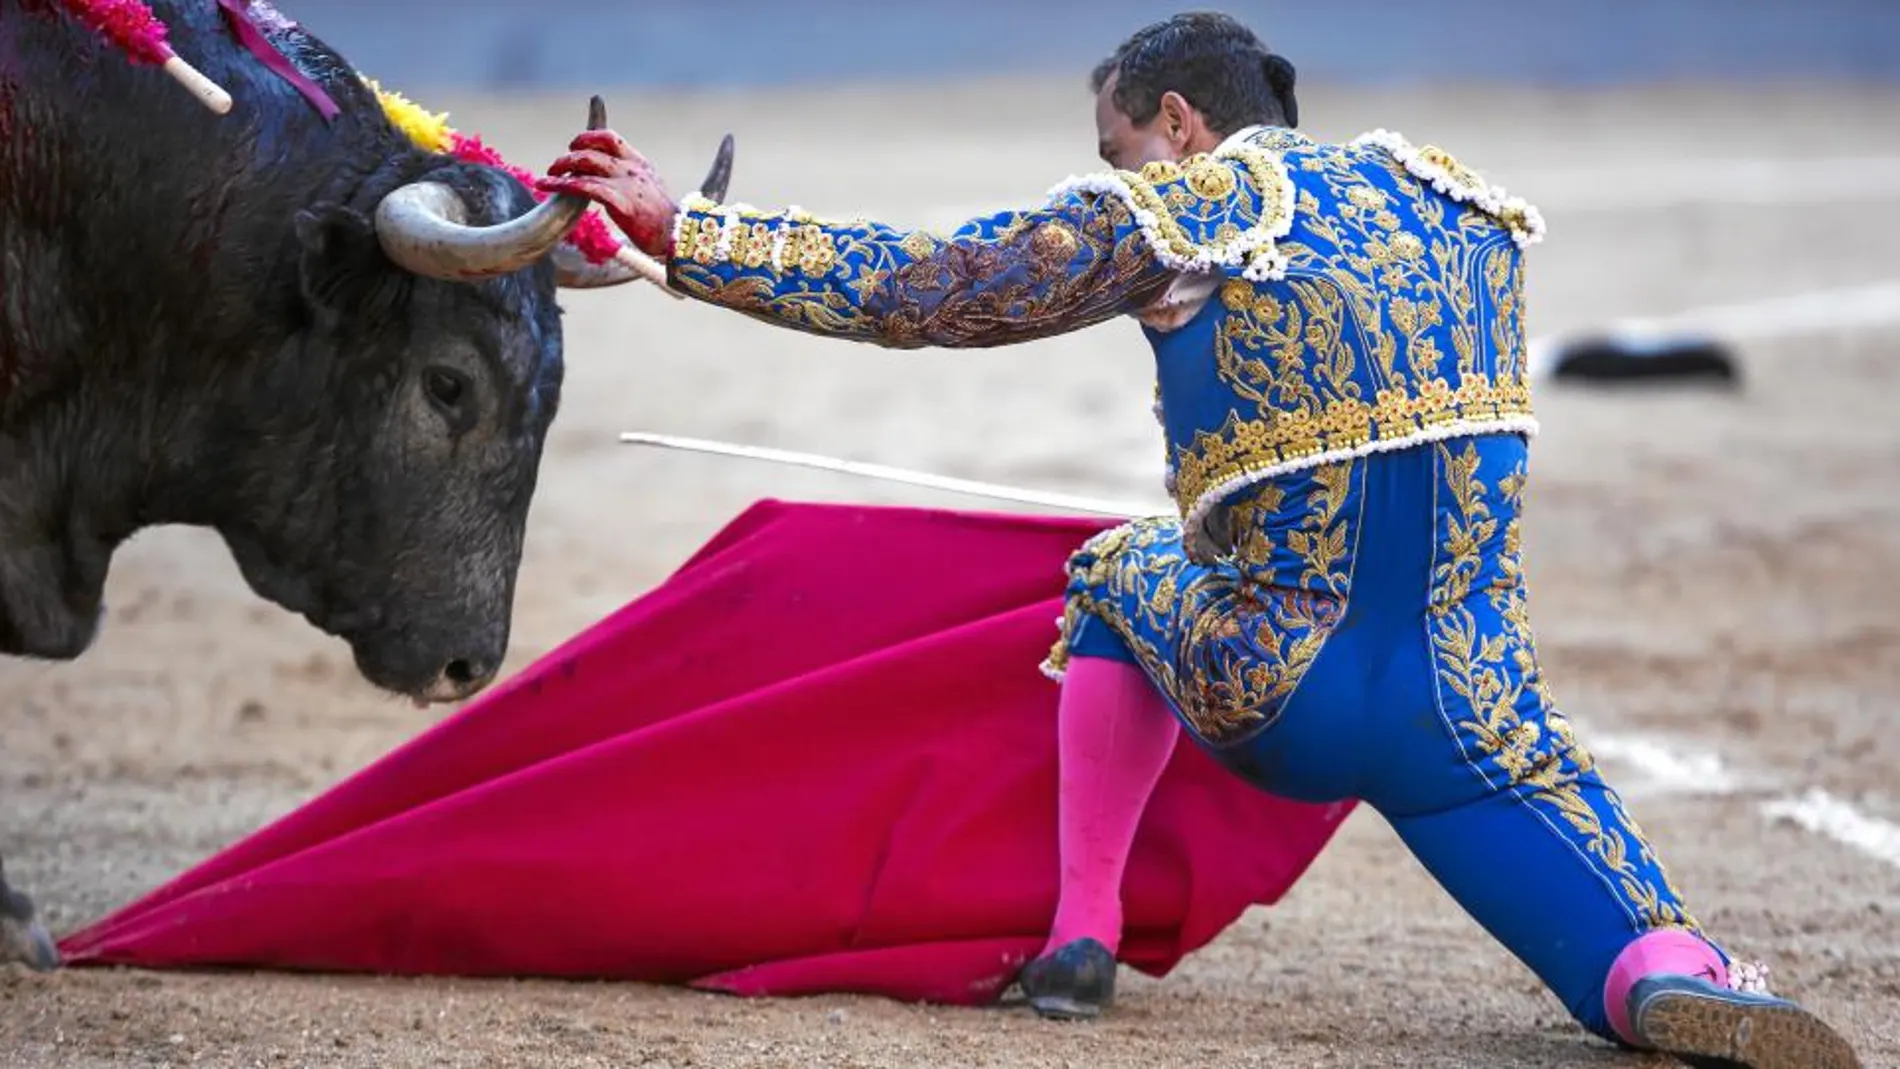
[0,856,60,971]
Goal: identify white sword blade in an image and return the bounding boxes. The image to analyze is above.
[618,431,1166,519]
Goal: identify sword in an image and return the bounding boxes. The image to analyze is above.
[617,431,1165,519]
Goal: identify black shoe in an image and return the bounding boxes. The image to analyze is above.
[1627,974,1861,1069]
[1017,937,1117,1021]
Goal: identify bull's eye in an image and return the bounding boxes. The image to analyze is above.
[423,367,469,412]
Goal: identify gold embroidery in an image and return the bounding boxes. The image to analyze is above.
[1223,481,1286,571]
[1219,278,1254,310]
[1170,377,1533,518]
[1350,130,1546,248]
[1293,462,1354,596]
[1162,133,1537,524]
[671,197,1171,349]
[1429,440,1701,933]
[1052,144,1296,278]
[1030,221,1081,264]
[1184,155,1239,200]
[1420,145,1486,197]
[1044,460,1356,744]
[1139,160,1183,185]
[898,231,940,260]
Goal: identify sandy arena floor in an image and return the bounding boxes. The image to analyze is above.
[3,79,1898,1067]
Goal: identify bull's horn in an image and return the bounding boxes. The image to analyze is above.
[700,134,736,202]
[551,243,640,289]
[375,96,617,282]
[374,183,588,282]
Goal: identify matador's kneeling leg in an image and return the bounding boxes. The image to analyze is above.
[1018,651,1180,1021]
[1385,434,1861,1068]
[1382,633,1863,1069]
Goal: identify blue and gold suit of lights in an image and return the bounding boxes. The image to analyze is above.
[664,124,1717,1040]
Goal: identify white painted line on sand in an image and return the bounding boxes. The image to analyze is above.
[1588,731,1900,873]
[1588,731,1747,798]
[1588,732,1900,873]
[1762,789,1900,871]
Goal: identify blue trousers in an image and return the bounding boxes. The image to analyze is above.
[1047,433,1714,1041]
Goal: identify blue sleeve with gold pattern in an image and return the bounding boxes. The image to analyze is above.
[664,145,1297,350]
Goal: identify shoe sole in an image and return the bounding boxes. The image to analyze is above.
[1028,994,1104,1022]
[1636,988,1861,1069]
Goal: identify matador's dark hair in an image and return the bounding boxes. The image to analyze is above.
[1090,12,1299,134]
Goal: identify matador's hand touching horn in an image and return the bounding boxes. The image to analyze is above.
[538,124,734,260]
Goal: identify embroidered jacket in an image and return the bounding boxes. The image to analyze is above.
[667,126,1545,560]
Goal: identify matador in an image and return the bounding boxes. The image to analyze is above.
[539,13,1860,1068]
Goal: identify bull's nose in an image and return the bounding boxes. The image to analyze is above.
[444,656,493,688]
[416,656,498,704]
[350,630,505,705]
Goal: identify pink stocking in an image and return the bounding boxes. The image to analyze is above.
[1603,928,1729,1045]
[1042,656,1181,957]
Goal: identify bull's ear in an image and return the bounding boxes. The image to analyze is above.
[295,203,406,321]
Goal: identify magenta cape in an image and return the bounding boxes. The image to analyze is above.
[59,500,1354,1004]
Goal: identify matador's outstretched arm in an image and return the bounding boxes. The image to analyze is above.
[539,128,1298,349]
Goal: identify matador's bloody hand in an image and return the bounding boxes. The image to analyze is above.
[538,129,680,258]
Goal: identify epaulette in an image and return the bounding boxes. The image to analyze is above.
[1350,129,1546,249]
[1045,144,1298,282]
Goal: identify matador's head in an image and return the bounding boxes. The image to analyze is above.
[1091,12,1300,172]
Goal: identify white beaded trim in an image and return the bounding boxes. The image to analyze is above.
[671,192,711,253]
[676,196,840,274]
[716,204,756,261]
[1350,129,1547,250]
[1179,414,1541,560]
[1042,152,1297,282]
[673,193,767,262]
[770,207,807,272]
[1728,959,1773,995]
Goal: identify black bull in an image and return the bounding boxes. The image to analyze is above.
[0,0,729,968]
